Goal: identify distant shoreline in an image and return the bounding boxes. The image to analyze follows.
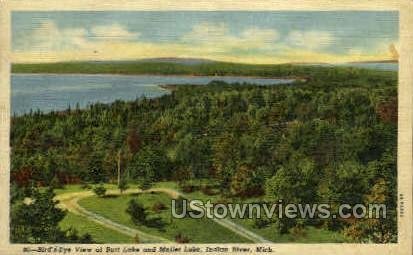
[11,72,301,81]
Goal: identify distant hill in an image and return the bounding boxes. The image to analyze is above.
[137,57,217,65]
[12,58,398,75]
[347,59,398,64]
[87,58,217,66]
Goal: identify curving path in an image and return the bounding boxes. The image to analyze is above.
[55,187,271,244]
[56,190,172,243]
[152,188,272,243]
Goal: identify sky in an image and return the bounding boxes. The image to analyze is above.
[12,11,399,64]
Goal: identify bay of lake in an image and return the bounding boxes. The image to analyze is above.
[12,74,294,116]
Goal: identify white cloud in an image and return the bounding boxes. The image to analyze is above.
[19,20,139,52]
[27,20,87,51]
[90,24,139,40]
[13,21,394,64]
[347,48,364,56]
[369,40,399,60]
[241,27,279,43]
[287,30,334,50]
[181,22,279,52]
[347,40,399,62]
[182,22,228,43]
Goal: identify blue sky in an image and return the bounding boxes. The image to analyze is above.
[12,11,399,64]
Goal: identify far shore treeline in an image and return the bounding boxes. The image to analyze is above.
[10,63,398,243]
[11,61,395,79]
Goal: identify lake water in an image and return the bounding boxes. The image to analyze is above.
[302,62,398,71]
[340,62,398,71]
[12,74,294,115]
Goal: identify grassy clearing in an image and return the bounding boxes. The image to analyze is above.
[231,217,346,243]
[59,212,133,243]
[78,192,250,243]
[179,186,346,243]
[57,182,346,243]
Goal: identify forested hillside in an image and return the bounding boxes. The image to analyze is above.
[10,65,398,243]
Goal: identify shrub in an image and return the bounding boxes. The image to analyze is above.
[253,218,271,229]
[175,233,190,243]
[93,185,106,197]
[134,234,140,243]
[118,179,129,194]
[152,202,167,213]
[65,228,94,243]
[50,176,63,189]
[138,179,153,191]
[182,185,196,193]
[200,185,218,196]
[290,225,306,238]
[126,199,147,225]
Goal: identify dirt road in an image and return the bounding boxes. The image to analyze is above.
[55,187,271,243]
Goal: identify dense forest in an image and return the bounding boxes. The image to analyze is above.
[10,64,398,243]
